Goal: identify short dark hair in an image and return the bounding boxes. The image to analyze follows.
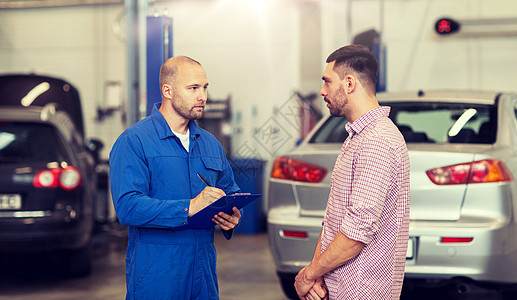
[326,45,378,94]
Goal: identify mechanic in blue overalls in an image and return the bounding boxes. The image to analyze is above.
[109,56,241,300]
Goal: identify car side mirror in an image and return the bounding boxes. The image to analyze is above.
[86,138,104,164]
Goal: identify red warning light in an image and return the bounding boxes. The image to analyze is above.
[435,18,461,35]
[438,20,451,33]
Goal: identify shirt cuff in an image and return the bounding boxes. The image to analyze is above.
[339,210,377,244]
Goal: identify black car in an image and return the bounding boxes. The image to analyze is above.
[0,74,102,276]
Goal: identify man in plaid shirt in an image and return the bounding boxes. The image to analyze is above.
[294,45,410,300]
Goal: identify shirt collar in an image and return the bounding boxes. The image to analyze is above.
[151,103,201,140]
[346,106,391,136]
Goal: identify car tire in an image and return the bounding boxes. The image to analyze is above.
[66,242,92,277]
[279,277,298,300]
[444,278,503,300]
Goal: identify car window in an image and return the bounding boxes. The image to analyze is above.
[0,122,67,163]
[309,116,349,143]
[390,102,497,144]
[309,102,497,144]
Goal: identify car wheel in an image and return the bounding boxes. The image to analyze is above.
[66,242,92,277]
[279,277,298,300]
[443,278,503,300]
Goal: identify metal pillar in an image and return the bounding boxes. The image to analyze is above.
[146,16,173,116]
[125,0,139,125]
[124,0,149,125]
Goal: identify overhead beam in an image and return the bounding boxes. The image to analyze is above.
[0,0,122,9]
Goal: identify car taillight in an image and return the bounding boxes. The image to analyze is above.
[271,157,327,183]
[440,237,473,243]
[33,166,82,190]
[281,230,308,239]
[426,159,512,185]
[59,166,82,190]
[33,169,60,188]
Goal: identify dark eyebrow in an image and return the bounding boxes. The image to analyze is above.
[322,76,330,82]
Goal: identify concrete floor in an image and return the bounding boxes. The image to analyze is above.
[2,226,511,300]
[0,227,286,300]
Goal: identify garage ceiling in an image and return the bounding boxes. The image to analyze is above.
[0,0,122,9]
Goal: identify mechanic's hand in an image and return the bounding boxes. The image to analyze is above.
[213,206,241,231]
[189,187,226,216]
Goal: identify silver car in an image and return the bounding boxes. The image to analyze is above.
[267,91,517,299]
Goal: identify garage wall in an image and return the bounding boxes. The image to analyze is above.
[152,0,302,162]
[0,1,303,161]
[321,0,517,93]
[1,0,516,162]
[0,4,127,160]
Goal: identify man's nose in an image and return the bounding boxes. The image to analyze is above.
[198,90,207,101]
[320,87,326,97]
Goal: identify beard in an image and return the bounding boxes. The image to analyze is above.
[171,93,204,120]
[326,86,348,117]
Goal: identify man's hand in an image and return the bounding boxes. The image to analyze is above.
[213,206,241,231]
[189,187,226,216]
[295,266,315,299]
[295,266,328,300]
[305,277,328,300]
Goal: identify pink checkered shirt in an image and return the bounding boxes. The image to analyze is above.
[321,106,410,299]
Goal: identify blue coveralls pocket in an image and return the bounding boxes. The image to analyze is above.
[200,156,224,184]
[200,156,223,171]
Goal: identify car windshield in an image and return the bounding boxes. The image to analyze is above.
[309,102,497,144]
[0,122,67,163]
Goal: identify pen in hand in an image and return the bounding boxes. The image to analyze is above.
[197,173,213,187]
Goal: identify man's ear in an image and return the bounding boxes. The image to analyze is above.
[162,84,173,100]
[345,75,356,94]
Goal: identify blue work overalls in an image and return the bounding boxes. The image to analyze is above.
[109,104,240,299]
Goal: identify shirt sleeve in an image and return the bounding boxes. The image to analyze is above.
[109,132,190,228]
[340,135,399,244]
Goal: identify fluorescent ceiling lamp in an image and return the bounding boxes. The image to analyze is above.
[21,82,50,107]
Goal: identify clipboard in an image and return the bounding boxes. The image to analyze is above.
[177,193,262,229]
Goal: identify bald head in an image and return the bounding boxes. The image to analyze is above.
[159,56,203,91]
